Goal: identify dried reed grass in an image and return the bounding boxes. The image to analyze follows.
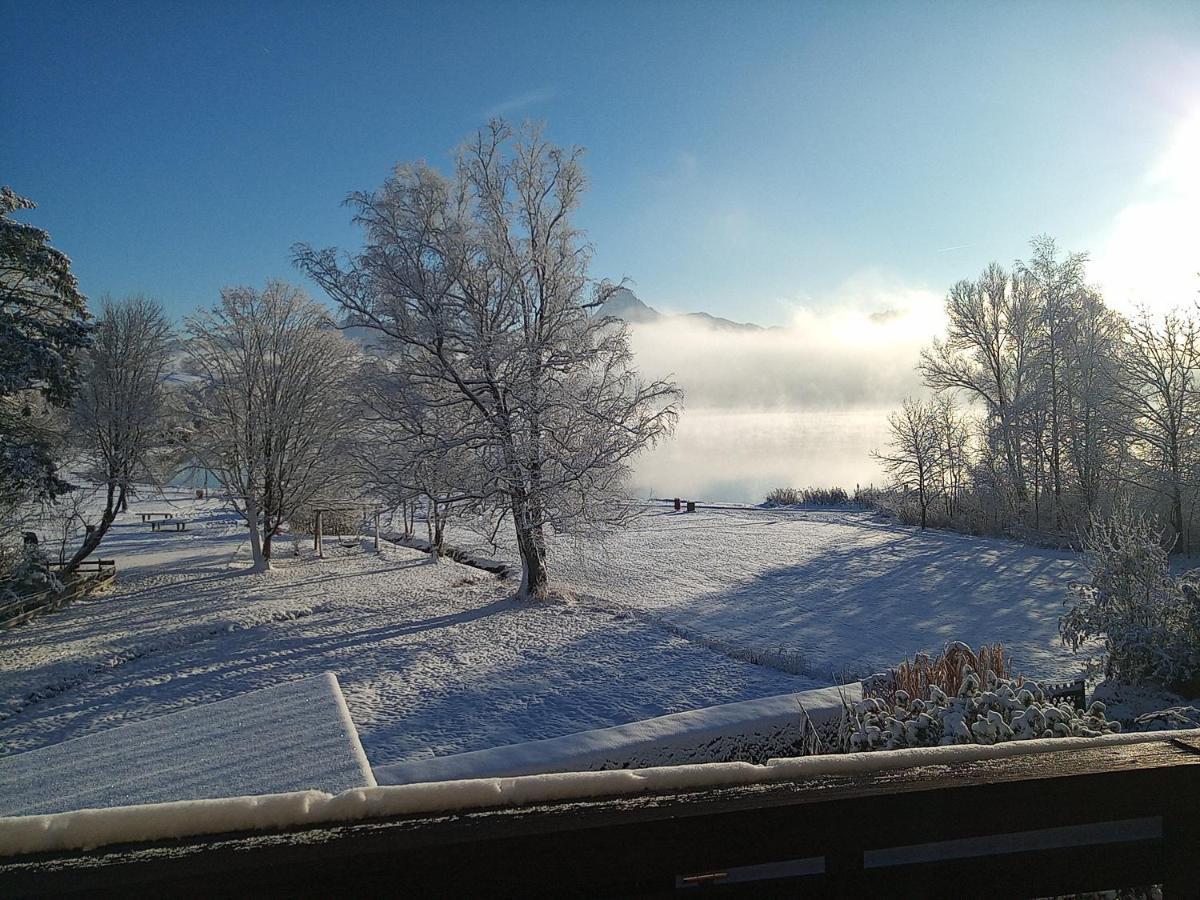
[872,641,1021,704]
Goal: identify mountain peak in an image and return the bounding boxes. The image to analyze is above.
[601,288,764,332]
[602,287,663,323]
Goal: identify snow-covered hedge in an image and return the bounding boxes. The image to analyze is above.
[836,670,1120,752]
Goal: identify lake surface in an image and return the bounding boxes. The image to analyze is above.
[629,407,890,504]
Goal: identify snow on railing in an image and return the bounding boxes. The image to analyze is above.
[1,727,1196,859]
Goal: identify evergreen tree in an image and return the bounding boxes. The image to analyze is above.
[0,187,90,511]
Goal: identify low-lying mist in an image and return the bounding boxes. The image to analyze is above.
[625,282,941,502]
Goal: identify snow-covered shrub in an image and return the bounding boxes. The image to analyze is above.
[838,668,1120,752]
[1133,706,1200,731]
[1060,508,1200,690]
[0,551,63,610]
[803,487,849,505]
[764,487,802,507]
[763,486,851,507]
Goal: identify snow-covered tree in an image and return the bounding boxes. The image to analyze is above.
[933,395,971,521]
[874,397,943,528]
[185,282,360,570]
[66,296,175,573]
[1108,309,1200,552]
[352,361,490,559]
[295,121,680,596]
[0,188,90,520]
[920,263,1038,518]
[1061,288,1125,517]
[1020,236,1089,525]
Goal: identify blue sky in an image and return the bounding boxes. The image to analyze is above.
[4,0,1199,325]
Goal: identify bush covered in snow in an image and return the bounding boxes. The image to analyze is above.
[0,551,63,612]
[1060,508,1200,691]
[764,486,852,507]
[837,668,1120,752]
[1132,706,1200,731]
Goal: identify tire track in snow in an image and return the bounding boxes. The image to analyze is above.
[0,604,333,736]
[571,591,817,680]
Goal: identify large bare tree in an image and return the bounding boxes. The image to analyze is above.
[67,295,174,572]
[185,282,359,570]
[295,121,680,597]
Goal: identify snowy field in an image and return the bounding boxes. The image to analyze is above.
[450,505,1087,684]
[1,491,1090,770]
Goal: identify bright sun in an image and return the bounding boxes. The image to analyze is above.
[1091,107,1200,315]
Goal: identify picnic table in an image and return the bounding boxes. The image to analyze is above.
[138,512,174,522]
[149,518,188,532]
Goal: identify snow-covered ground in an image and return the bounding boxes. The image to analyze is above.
[448,505,1088,684]
[2,491,1091,770]
[1,492,814,765]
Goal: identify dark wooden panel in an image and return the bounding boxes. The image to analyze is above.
[2,738,1197,897]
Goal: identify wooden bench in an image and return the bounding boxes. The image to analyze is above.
[138,512,174,522]
[149,519,187,532]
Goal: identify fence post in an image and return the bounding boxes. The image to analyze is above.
[673,498,681,511]
[686,501,696,513]
[374,510,381,551]
[315,510,324,559]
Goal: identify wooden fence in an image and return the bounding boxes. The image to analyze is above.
[2,733,1198,897]
[0,560,116,629]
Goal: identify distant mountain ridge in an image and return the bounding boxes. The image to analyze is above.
[335,288,767,338]
[601,288,766,332]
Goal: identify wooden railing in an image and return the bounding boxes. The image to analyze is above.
[0,560,116,629]
[1,734,1198,897]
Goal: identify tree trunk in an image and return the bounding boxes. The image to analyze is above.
[512,504,548,599]
[63,482,126,576]
[432,507,445,557]
[1173,485,1185,555]
[245,494,268,570]
[425,498,440,562]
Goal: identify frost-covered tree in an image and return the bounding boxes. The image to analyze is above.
[185,282,359,570]
[352,362,490,559]
[920,263,1038,518]
[1107,309,1200,552]
[874,397,943,529]
[1020,236,1089,524]
[295,121,680,596]
[0,188,90,519]
[66,296,175,573]
[1061,288,1125,517]
[933,395,971,521]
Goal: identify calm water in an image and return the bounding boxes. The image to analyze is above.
[629,408,890,504]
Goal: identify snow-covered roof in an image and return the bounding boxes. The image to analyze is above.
[0,673,374,818]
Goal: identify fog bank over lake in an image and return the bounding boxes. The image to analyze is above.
[630,408,890,504]
[614,283,937,504]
